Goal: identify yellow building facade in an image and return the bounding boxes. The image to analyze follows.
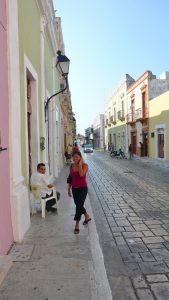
[149,91,169,161]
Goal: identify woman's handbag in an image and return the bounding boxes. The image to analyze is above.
[67,174,72,184]
[67,164,73,184]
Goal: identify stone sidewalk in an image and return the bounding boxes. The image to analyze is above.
[105,149,169,170]
[0,166,112,300]
[134,155,169,169]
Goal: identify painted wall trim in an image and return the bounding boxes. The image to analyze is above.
[24,54,40,180]
[7,0,30,242]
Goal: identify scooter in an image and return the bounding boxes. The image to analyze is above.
[110,148,127,159]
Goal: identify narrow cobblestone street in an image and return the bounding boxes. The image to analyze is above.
[85,150,169,300]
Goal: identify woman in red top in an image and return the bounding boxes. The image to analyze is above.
[68,151,91,234]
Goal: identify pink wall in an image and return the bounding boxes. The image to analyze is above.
[0,0,13,254]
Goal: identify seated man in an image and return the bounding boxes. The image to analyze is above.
[31,163,57,213]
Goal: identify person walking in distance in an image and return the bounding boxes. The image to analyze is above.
[67,151,91,234]
[72,142,79,155]
[139,142,144,157]
[129,143,133,160]
[65,144,72,164]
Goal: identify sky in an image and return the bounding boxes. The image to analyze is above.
[53,0,169,135]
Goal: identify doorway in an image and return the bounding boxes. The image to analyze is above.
[24,58,39,184]
[143,131,148,156]
[131,132,136,154]
[157,128,164,158]
[109,133,112,146]
[27,79,32,183]
[113,133,116,150]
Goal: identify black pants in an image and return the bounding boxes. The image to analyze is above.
[72,187,88,221]
[129,152,133,159]
[42,191,56,209]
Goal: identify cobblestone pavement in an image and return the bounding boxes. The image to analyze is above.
[85,151,169,300]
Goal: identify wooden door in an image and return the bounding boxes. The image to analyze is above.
[131,132,136,154]
[143,132,148,156]
[158,132,164,158]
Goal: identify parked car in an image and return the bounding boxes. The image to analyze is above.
[84,144,93,153]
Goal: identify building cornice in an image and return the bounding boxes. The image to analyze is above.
[127,71,155,94]
[36,0,60,55]
[105,74,134,109]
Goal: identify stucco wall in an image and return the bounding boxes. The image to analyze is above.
[108,123,126,151]
[18,0,42,182]
[44,37,54,93]
[149,79,169,100]
[0,0,13,254]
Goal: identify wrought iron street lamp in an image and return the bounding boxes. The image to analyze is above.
[44,50,70,172]
[45,50,70,122]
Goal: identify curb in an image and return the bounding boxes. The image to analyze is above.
[0,255,13,286]
[86,195,113,300]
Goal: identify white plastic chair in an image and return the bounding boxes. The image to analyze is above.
[31,185,58,218]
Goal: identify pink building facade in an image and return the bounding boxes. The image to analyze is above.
[0,0,13,254]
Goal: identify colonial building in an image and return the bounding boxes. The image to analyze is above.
[92,114,105,149]
[0,0,73,254]
[149,90,169,161]
[127,71,169,156]
[105,74,135,152]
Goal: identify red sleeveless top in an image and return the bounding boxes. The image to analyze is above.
[70,167,87,188]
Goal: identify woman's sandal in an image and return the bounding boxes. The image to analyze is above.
[83,218,91,225]
[74,228,80,234]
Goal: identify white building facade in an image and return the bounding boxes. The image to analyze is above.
[92,114,105,149]
[4,0,72,248]
[105,74,135,153]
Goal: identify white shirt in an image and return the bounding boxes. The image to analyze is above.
[31,172,53,197]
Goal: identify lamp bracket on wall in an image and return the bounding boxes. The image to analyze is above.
[0,147,7,153]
